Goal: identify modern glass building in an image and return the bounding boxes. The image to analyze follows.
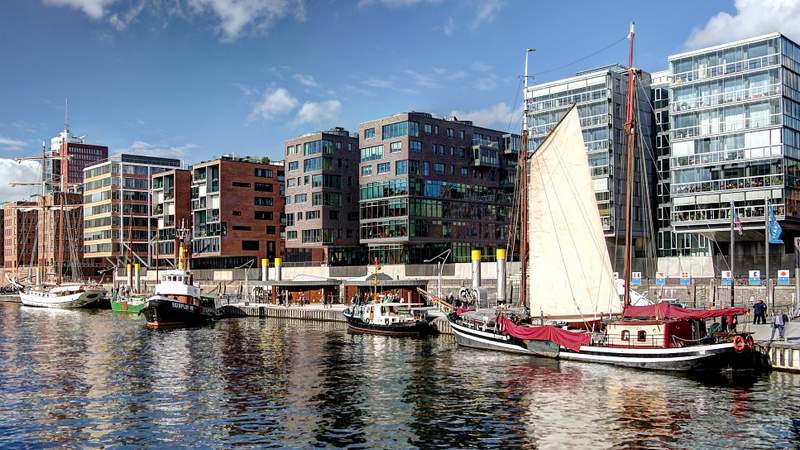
[668,33,800,263]
[526,65,656,266]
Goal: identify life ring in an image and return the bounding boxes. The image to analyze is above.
[733,335,746,352]
[385,318,390,325]
[745,335,755,351]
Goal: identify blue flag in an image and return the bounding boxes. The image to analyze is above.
[768,202,783,244]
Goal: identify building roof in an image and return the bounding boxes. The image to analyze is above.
[668,32,782,61]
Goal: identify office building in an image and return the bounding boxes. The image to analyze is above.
[190,156,284,269]
[668,33,800,269]
[152,169,193,267]
[526,65,656,267]
[47,124,108,192]
[284,127,363,265]
[357,112,518,264]
[3,201,37,277]
[82,154,182,273]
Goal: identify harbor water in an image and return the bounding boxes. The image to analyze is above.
[1,302,799,449]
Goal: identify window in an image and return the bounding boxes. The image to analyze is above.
[287,179,296,188]
[409,140,422,153]
[434,125,439,135]
[396,160,408,175]
[242,240,259,251]
[255,182,273,192]
[294,193,307,203]
[364,128,375,139]
[362,165,373,176]
[637,330,647,342]
[255,211,274,220]
[434,163,445,174]
[266,225,276,234]
[424,124,432,134]
[329,210,339,220]
[390,141,402,153]
[461,167,468,177]
[423,161,430,176]
[288,161,299,171]
[382,121,419,139]
[287,231,298,239]
[285,213,294,226]
[459,130,465,140]
[447,128,454,137]
[232,182,251,188]
[255,197,273,206]
[621,330,630,341]
[254,168,273,178]
[306,210,321,220]
[377,162,390,173]
[232,225,251,231]
[360,145,384,162]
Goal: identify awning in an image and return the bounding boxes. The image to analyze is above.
[498,316,590,352]
[623,303,747,320]
[343,272,427,287]
[253,274,339,287]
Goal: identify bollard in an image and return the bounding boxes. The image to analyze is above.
[471,249,481,288]
[134,263,141,292]
[496,248,506,304]
[275,257,283,281]
[261,258,268,282]
[127,263,133,289]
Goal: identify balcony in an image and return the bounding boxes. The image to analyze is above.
[672,203,785,226]
[671,83,781,114]
[672,53,780,85]
[191,197,207,210]
[671,113,781,141]
[670,144,782,169]
[671,173,784,196]
[472,143,501,168]
[528,88,610,114]
[585,139,609,154]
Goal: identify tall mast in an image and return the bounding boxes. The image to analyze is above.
[622,22,636,308]
[56,131,67,285]
[519,48,534,308]
[39,141,46,285]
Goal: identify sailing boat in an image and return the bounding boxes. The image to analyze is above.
[14,135,106,309]
[448,26,756,371]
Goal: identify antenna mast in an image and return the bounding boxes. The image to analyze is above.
[623,22,636,308]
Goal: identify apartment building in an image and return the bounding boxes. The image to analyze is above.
[525,65,656,266]
[284,127,363,265]
[82,154,181,272]
[357,112,519,264]
[3,201,37,277]
[668,33,800,269]
[152,169,192,267]
[190,156,284,269]
[37,192,85,279]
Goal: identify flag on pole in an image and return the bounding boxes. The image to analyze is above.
[768,202,784,244]
[733,210,743,236]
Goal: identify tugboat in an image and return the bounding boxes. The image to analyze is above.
[344,300,433,336]
[141,225,215,328]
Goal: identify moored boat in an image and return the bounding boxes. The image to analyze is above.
[110,286,147,314]
[19,283,106,309]
[344,301,434,336]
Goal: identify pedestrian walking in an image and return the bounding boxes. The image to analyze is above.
[772,313,787,341]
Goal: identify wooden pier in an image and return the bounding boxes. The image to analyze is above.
[757,341,800,372]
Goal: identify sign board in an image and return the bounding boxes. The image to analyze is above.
[655,272,666,287]
[778,269,791,286]
[721,270,732,286]
[631,272,642,286]
[748,270,761,286]
[679,271,691,286]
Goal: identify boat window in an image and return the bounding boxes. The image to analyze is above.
[621,330,630,341]
[637,330,647,342]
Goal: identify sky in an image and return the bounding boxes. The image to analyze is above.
[1,0,799,202]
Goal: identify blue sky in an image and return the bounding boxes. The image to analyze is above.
[0,0,795,200]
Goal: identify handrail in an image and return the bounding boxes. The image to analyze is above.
[671,82,781,113]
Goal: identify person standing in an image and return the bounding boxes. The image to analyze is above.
[773,312,787,340]
[753,299,767,324]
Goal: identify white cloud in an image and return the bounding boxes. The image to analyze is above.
[250,87,299,120]
[0,137,28,152]
[472,0,502,29]
[0,159,41,204]
[471,61,492,72]
[293,73,318,88]
[405,69,439,89]
[42,0,119,19]
[293,100,342,126]
[117,141,199,158]
[686,0,800,49]
[358,0,441,7]
[442,15,454,36]
[362,78,394,89]
[448,102,521,130]
[476,76,498,91]
[108,0,146,30]
[188,0,306,41]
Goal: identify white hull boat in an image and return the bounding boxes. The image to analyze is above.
[20,284,106,309]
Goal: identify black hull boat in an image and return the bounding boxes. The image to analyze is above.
[141,297,215,329]
[344,312,434,337]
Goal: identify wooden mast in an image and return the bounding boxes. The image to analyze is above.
[519,48,534,308]
[622,23,636,308]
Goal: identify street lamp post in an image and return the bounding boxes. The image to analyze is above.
[424,249,452,301]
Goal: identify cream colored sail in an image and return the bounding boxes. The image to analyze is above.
[527,106,622,321]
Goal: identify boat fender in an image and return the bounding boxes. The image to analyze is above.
[733,335,746,352]
[385,318,390,325]
[745,335,755,351]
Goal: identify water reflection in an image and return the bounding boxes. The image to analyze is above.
[1,303,800,449]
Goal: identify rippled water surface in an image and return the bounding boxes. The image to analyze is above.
[1,302,799,449]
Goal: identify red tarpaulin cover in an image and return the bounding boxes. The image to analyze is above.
[623,303,747,320]
[498,316,591,352]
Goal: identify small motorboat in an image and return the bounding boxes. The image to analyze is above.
[343,301,434,336]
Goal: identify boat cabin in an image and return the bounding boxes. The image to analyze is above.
[606,319,703,348]
[153,269,201,304]
[354,302,427,326]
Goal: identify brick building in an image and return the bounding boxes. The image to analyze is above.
[284,127,364,265]
[152,169,193,267]
[358,112,519,264]
[38,192,84,280]
[190,156,284,269]
[3,201,38,279]
[47,126,108,192]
